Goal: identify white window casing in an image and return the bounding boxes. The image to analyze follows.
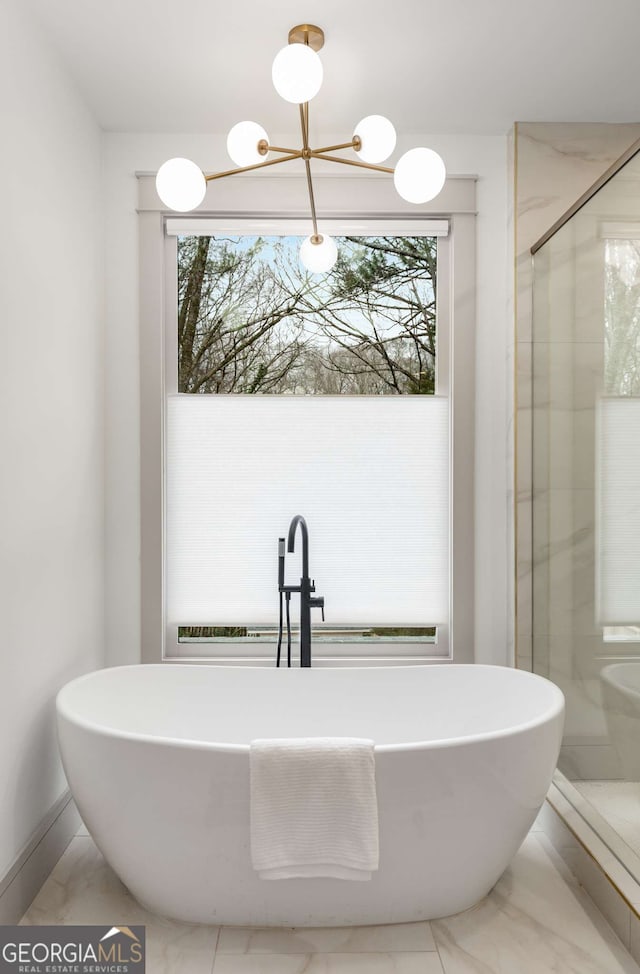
[137,172,477,665]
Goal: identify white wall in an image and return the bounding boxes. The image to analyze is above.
[104,131,509,668]
[0,2,104,877]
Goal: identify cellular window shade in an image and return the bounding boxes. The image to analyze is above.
[596,398,640,625]
[166,395,449,626]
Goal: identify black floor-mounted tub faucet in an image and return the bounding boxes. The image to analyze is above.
[277,515,324,667]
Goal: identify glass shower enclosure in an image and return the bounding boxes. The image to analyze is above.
[532,144,640,878]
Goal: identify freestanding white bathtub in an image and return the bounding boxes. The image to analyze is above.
[57,664,564,926]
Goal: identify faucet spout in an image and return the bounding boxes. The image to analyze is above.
[287,514,309,579]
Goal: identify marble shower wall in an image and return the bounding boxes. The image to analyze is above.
[513,124,640,786]
[512,122,640,674]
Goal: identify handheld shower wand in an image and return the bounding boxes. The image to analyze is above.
[278,537,285,590]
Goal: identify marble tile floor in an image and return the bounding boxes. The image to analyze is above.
[20,823,640,974]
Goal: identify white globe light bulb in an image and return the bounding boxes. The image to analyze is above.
[227,121,269,167]
[272,43,323,104]
[156,157,206,212]
[300,234,338,274]
[353,115,397,164]
[393,147,446,204]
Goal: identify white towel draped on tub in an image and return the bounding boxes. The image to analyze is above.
[249,737,379,880]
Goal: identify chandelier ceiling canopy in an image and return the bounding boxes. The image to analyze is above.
[155,24,447,273]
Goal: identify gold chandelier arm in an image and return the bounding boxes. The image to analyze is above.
[299,102,319,239]
[204,152,302,182]
[310,152,394,175]
[265,145,300,155]
[312,139,360,154]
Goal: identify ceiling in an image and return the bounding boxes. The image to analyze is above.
[25,0,640,135]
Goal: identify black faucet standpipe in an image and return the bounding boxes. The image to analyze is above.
[276,538,285,668]
[277,515,325,668]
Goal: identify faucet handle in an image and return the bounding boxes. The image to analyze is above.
[309,595,325,622]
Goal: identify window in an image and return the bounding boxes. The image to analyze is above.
[138,174,476,664]
[176,234,439,396]
[599,226,640,641]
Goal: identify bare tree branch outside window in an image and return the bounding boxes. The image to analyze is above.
[177,235,437,395]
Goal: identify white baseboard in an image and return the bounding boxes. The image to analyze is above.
[0,790,81,924]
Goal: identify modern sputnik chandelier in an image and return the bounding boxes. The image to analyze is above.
[155,24,447,273]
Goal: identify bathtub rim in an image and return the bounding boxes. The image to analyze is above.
[56,663,565,756]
